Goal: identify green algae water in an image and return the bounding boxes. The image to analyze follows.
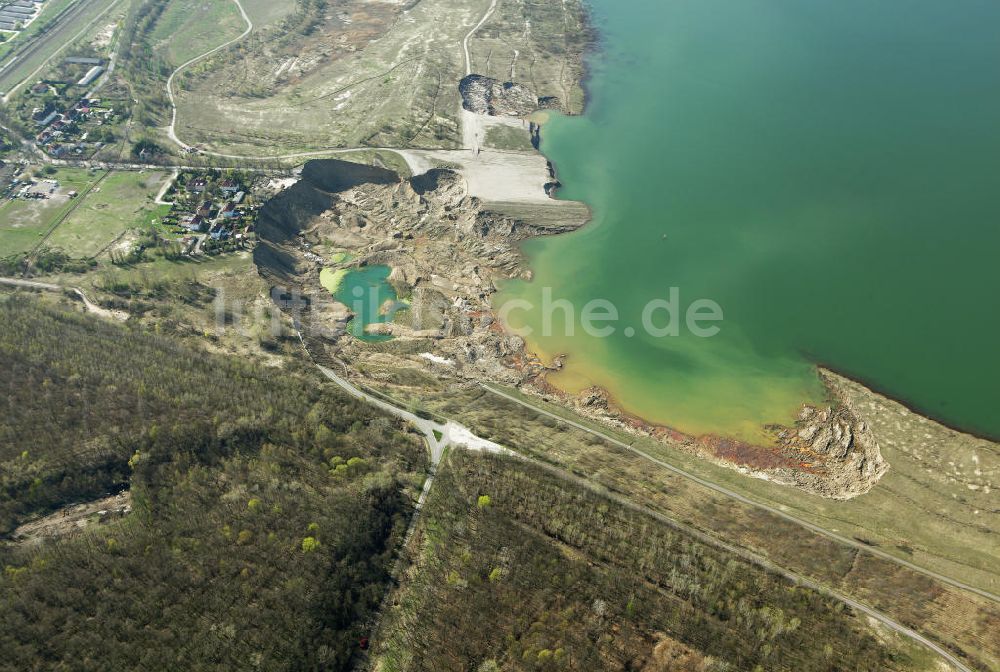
[333,266,399,342]
[498,0,1000,441]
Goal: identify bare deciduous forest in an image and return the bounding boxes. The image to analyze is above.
[0,297,426,671]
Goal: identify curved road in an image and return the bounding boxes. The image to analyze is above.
[163,0,419,165]
[317,363,445,465]
[162,0,494,166]
[166,0,254,151]
[0,279,975,671]
[137,0,995,664]
[0,277,128,320]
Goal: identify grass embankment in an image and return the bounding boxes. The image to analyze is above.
[470,380,999,592]
[237,0,298,27]
[148,0,246,66]
[336,150,413,179]
[484,124,534,151]
[0,168,98,254]
[47,171,171,257]
[0,169,167,259]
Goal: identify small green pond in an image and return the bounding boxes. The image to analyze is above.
[328,265,403,342]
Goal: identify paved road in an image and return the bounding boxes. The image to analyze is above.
[303,345,975,671]
[0,280,974,670]
[6,0,983,661]
[312,354,508,672]
[316,362,506,466]
[317,362,446,465]
[481,382,1000,604]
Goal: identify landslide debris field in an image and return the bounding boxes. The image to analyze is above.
[250,159,1000,671]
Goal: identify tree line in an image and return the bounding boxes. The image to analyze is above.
[0,297,429,669]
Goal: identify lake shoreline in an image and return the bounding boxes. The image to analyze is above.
[496,0,1000,445]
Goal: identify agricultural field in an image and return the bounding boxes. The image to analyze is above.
[45,170,171,257]
[0,166,100,254]
[0,168,169,259]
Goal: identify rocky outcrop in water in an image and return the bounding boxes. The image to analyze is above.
[254,160,889,500]
[534,372,889,499]
[763,399,888,498]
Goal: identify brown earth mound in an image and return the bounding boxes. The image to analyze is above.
[459,74,539,116]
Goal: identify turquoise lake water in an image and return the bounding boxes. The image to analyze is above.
[497,0,1000,441]
[334,266,398,343]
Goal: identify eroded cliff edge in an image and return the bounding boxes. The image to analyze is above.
[252,159,911,499]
